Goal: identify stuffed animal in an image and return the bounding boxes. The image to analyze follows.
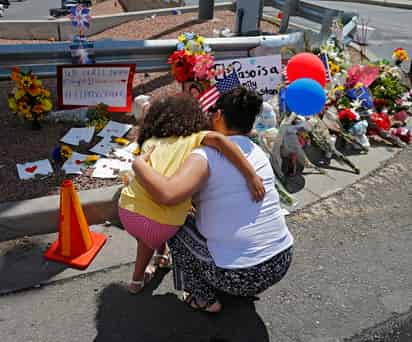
[348,120,370,149]
[254,101,277,133]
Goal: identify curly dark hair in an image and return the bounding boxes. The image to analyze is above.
[138,94,209,146]
[213,87,263,134]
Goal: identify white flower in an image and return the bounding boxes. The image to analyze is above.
[350,98,365,111]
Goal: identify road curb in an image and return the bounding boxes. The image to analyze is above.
[0,185,122,240]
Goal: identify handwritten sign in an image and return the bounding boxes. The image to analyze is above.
[214,55,282,100]
[57,64,136,112]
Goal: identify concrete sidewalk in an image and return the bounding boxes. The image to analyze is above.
[0,146,411,342]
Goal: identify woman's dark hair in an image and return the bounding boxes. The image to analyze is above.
[138,94,208,146]
[213,87,263,134]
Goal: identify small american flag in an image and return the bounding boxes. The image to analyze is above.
[198,72,241,113]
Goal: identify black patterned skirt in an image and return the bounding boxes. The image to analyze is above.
[168,215,293,305]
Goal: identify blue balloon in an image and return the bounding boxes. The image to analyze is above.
[285,78,326,116]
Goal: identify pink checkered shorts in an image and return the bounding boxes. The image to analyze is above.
[118,207,178,250]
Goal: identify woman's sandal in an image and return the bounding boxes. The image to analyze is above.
[153,253,172,269]
[183,293,222,313]
[128,271,154,295]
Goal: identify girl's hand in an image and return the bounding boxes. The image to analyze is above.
[247,175,266,202]
[140,145,155,162]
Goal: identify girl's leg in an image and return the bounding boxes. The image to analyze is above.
[129,239,155,294]
[133,239,155,281]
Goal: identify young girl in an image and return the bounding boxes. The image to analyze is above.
[118,94,264,294]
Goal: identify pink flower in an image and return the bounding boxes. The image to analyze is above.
[193,54,215,80]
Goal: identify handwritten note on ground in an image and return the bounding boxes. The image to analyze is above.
[57,64,135,112]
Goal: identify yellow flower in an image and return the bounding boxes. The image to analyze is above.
[196,36,205,45]
[133,146,141,155]
[40,98,52,112]
[328,61,340,74]
[17,100,31,116]
[354,82,364,88]
[60,145,73,160]
[8,96,18,112]
[18,75,33,89]
[15,89,25,100]
[393,48,409,62]
[85,155,99,163]
[178,34,186,42]
[113,137,130,145]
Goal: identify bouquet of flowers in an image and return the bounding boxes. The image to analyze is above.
[8,67,53,129]
[369,60,408,114]
[317,41,350,85]
[168,32,215,90]
[392,48,409,66]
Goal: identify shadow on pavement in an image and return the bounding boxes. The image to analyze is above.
[0,237,66,294]
[94,272,269,342]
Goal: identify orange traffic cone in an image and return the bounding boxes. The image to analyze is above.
[44,180,107,270]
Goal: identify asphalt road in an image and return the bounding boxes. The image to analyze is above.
[299,1,412,71]
[1,146,411,341]
[0,0,60,19]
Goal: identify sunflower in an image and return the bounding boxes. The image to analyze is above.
[18,75,33,89]
[17,100,31,116]
[60,145,73,160]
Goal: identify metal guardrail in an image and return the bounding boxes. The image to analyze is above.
[0,0,358,81]
[264,0,357,40]
[0,33,305,80]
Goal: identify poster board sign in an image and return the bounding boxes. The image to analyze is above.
[57,64,136,112]
[213,55,282,100]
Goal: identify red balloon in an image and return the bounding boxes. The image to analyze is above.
[286,53,327,87]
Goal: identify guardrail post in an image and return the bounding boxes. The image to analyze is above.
[320,9,335,42]
[234,0,263,35]
[198,0,214,20]
[279,0,299,34]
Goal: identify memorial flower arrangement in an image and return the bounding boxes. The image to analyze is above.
[8,67,53,128]
[167,32,215,84]
[369,61,408,114]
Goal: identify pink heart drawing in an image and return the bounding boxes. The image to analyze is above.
[25,166,38,173]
